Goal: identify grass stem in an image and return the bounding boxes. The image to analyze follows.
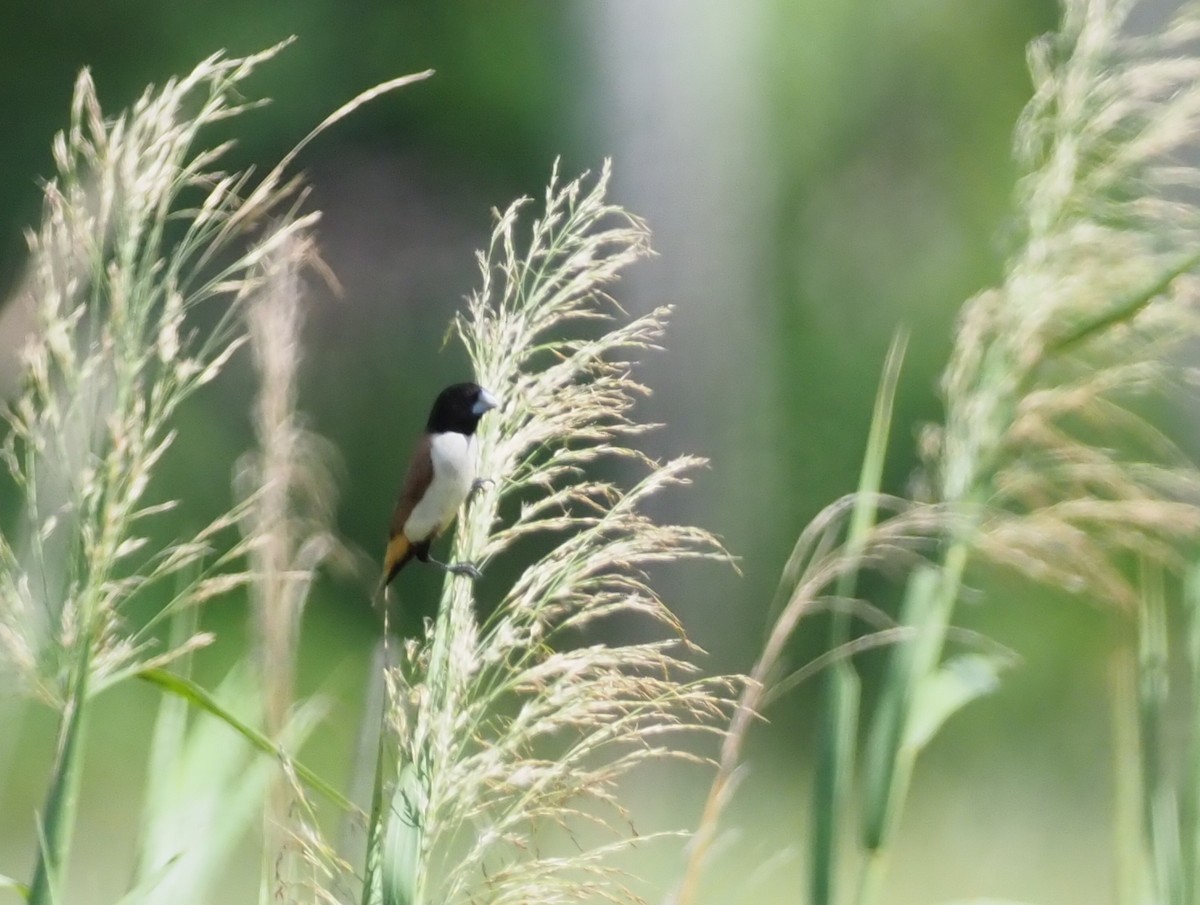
[28,639,91,905]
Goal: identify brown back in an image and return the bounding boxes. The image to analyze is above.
[389,433,434,539]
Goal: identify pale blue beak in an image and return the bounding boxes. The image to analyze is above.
[473,388,500,415]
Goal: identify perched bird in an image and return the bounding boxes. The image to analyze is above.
[381,382,499,589]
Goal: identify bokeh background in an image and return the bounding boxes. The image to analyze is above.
[0,1,1131,902]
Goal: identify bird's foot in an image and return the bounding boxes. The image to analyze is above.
[445,561,482,580]
[429,556,482,580]
[468,477,495,502]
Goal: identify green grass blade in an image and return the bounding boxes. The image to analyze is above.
[861,565,938,852]
[811,662,860,905]
[133,609,196,885]
[136,667,353,812]
[121,664,325,905]
[360,729,389,905]
[28,639,91,905]
[382,764,424,905]
[857,533,972,905]
[1139,561,1183,905]
[358,640,392,905]
[811,332,906,905]
[0,872,31,899]
[832,329,908,643]
[905,653,1005,752]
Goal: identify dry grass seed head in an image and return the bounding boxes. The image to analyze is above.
[0,45,325,702]
[384,163,736,905]
[932,0,1200,595]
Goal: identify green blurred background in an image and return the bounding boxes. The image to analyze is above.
[0,1,1129,902]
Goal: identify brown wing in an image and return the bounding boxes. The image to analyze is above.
[382,434,435,584]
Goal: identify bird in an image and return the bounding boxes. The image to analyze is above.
[380,381,500,590]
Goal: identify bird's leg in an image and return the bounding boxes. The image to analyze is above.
[426,555,482,580]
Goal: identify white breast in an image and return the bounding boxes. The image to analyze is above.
[404,431,477,542]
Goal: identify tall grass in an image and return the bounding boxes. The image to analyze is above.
[0,46,321,905]
[361,162,736,905]
[12,1,1200,903]
[902,2,1200,898]
[237,227,346,901]
[0,44,418,904]
[0,45,735,905]
[675,0,1200,902]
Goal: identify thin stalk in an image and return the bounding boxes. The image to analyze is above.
[354,638,393,905]
[28,637,92,905]
[856,540,969,905]
[361,692,391,905]
[1139,562,1183,905]
[811,333,906,905]
[1185,567,1200,904]
[381,585,464,905]
[1112,629,1145,905]
[811,665,859,905]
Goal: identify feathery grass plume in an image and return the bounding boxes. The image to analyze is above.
[0,48,431,706]
[858,1,1200,900]
[371,161,735,905]
[0,44,305,709]
[0,46,427,904]
[241,227,337,741]
[236,226,344,901]
[0,46,320,904]
[685,2,1200,902]
[933,0,1200,593]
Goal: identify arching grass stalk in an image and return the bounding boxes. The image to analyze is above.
[369,161,737,905]
[669,334,959,905]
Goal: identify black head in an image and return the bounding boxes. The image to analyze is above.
[425,382,500,435]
